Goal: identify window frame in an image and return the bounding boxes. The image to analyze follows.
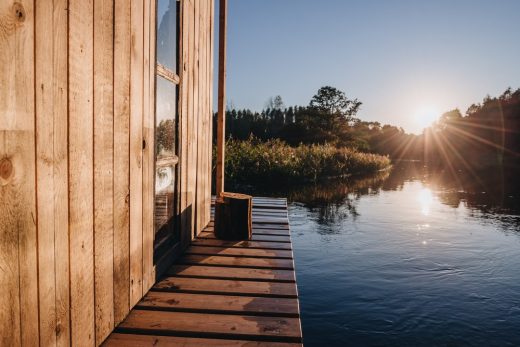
[153,0,182,247]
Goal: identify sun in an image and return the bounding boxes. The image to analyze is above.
[413,106,440,131]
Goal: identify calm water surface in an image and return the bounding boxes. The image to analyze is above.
[282,162,520,347]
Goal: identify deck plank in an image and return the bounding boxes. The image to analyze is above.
[253,229,292,236]
[168,265,296,282]
[255,223,291,230]
[210,209,287,217]
[153,277,298,297]
[104,333,302,346]
[107,197,302,344]
[179,254,295,270]
[191,238,292,250]
[210,214,289,224]
[206,221,291,230]
[185,245,293,258]
[198,231,292,243]
[137,291,300,317]
[116,310,301,342]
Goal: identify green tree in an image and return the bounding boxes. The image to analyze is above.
[436,109,463,130]
[265,95,285,110]
[309,86,362,121]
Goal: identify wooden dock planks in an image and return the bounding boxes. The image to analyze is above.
[104,197,302,346]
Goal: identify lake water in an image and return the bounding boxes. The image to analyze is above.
[284,162,520,347]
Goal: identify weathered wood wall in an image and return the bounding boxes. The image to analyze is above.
[180,0,213,248]
[0,0,214,345]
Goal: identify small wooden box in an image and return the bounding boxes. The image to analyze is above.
[214,192,252,240]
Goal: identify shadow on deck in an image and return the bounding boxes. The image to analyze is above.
[103,197,302,346]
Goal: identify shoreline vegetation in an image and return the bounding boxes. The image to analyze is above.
[218,138,391,185]
[211,86,519,187]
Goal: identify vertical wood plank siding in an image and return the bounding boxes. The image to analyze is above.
[113,0,132,327]
[0,0,214,345]
[35,0,71,345]
[68,1,96,346]
[93,0,115,343]
[129,0,145,309]
[142,0,157,296]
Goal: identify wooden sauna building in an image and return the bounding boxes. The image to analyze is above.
[1,0,302,345]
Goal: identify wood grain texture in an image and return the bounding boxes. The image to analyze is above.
[178,0,191,249]
[141,0,156,296]
[201,0,211,233]
[0,3,38,344]
[193,0,201,235]
[199,0,208,233]
[35,2,56,344]
[51,6,71,343]
[113,0,132,325]
[13,1,40,344]
[129,0,145,307]
[207,0,215,227]
[254,226,294,236]
[68,0,95,345]
[253,229,291,236]
[104,333,302,347]
[185,245,293,258]
[117,310,302,341]
[186,0,196,242]
[179,254,294,270]
[191,238,292,250]
[1,0,217,343]
[168,264,296,282]
[199,231,291,243]
[35,0,70,345]
[215,0,227,196]
[154,277,298,297]
[94,0,115,343]
[251,223,290,230]
[105,194,301,345]
[137,291,300,317]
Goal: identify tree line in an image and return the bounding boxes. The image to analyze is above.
[213,86,520,171]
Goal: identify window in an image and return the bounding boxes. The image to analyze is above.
[154,0,180,239]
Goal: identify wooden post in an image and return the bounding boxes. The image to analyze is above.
[216,0,227,197]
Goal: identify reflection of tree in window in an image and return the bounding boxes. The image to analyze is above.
[154,0,178,235]
[156,119,175,157]
[155,76,176,158]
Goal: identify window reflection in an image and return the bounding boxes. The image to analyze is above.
[154,76,177,233]
[156,0,177,73]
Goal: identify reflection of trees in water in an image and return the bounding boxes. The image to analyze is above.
[383,161,520,216]
[431,165,520,230]
[231,160,519,226]
[290,161,520,225]
[286,171,390,225]
[428,165,519,215]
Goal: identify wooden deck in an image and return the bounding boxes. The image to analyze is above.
[104,197,302,346]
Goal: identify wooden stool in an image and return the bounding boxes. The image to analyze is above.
[214,192,252,240]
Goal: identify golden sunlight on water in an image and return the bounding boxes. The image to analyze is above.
[289,162,520,346]
[417,187,434,216]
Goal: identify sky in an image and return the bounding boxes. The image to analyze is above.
[215,0,520,134]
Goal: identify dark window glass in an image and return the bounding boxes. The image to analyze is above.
[154,76,177,233]
[156,0,177,73]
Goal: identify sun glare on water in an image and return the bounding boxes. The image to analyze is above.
[418,188,433,216]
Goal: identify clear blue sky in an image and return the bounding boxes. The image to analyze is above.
[215,0,520,134]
